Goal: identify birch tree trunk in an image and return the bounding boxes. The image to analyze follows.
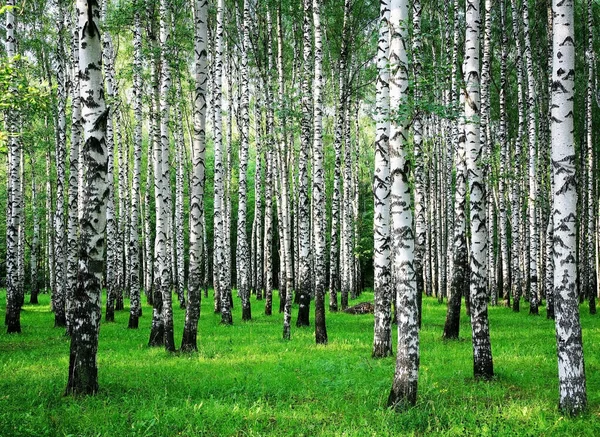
[295,0,312,328]
[128,6,143,329]
[465,0,493,380]
[499,0,511,307]
[312,0,327,344]
[5,0,22,333]
[443,92,467,340]
[387,0,419,410]
[522,0,539,314]
[30,160,40,305]
[66,13,81,332]
[102,0,117,323]
[372,0,392,358]
[66,0,107,394]
[181,0,207,351]
[237,0,252,321]
[510,0,525,312]
[585,0,596,314]
[54,0,68,328]
[551,0,587,415]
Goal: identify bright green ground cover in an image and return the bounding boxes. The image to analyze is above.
[1,290,600,436]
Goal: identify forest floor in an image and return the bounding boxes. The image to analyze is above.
[1,289,600,436]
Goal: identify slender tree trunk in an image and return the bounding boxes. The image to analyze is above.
[181,0,207,351]
[66,13,81,332]
[30,160,40,305]
[5,0,22,333]
[443,92,467,340]
[128,6,143,329]
[585,0,596,314]
[54,0,67,328]
[510,0,525,312]
[237,0,252,321]
[522,0,539,314]
[387,0,419,410]
[295,0,312,328]
[372,0,392,358]
[412,0,425,318]
[102,0,117,323]
[312,0,327,344]
[499,0,511,307]
[465,0,493,380]
[66,0,107,394]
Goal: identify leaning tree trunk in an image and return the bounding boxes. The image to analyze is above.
[5,0,22,333]
[551,0,587,415]
[387,0,419,411]
[312,0,327,344]
[443,92,467,340]
[372,0,392,358]
[465,0,493,380]
[181,0,207,352]
[66,0,108,395]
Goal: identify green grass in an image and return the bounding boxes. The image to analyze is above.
[1,290,600,436]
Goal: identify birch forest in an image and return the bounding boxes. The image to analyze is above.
[1,0,600,433]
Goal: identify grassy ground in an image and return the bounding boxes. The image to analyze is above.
[1,290,600,437]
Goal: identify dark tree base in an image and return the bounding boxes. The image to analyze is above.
[105,309,115,323]
[387,384,417,411]
[221,313,233,325]
[512,297,520,312]
[164,327,176,352]
[296,293,310,327]
[148,326,165,347]
[473,362,494,381]
[443,293,461,340]
[29,293,39,305]
[589,293,597,315]
[128,314,139,329]
[242,305,252,321]
[279,290,286,313]
[372,343,392,358]
[341,293,348,311]
[54,315,67,328]
[115,298,124,311]
[180,336,198,353]
[6,320,21,334]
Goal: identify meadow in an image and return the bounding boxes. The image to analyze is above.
[1,290,600,436]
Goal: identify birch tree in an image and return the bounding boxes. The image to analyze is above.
[312,0,327,344]
[296,0,312,328]
[387,0,419,410]
[5,0,22,333]
[465,0,493,380]
[66,0,108,394]
[181,0,207,351]
[550,0,587,415]
[372,0,392,358]
[128,4,143,329]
